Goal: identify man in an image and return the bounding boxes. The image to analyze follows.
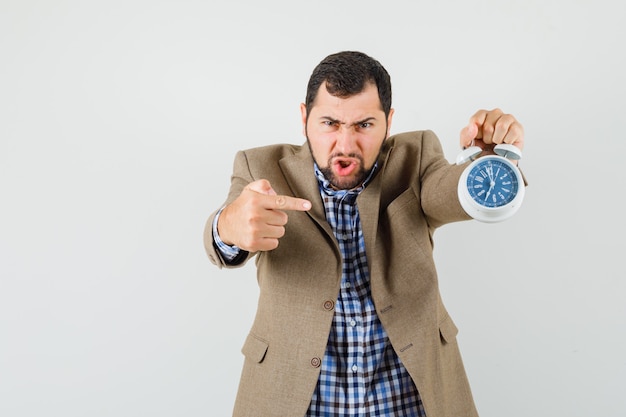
[204,51,524,416]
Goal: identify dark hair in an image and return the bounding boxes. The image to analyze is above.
[305,51,392,118]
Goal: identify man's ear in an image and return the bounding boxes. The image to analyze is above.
[386,108,395,138]
[300,103,307,137]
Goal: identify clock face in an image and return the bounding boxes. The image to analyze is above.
[466,157,520,208]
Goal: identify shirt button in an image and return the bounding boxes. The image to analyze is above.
[323,300,334,311]
[351,364,358,373]
[345,282,351,289]
[349,319,357,327]
[311,357,321,368]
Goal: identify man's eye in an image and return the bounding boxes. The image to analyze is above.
[323,121,337,127]
[359,122,372,129]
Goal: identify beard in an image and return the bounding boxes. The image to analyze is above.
[318,153,369,190]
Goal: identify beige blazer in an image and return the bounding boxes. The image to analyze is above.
[205,130,480,417]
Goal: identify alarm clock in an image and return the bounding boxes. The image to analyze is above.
[456,143,525,223]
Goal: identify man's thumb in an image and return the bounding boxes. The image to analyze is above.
[460,123,479,148]
[245,179,277,196]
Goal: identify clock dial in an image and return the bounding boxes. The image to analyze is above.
[466,158,520,208]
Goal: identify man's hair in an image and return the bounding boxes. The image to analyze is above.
[305,51,392,118]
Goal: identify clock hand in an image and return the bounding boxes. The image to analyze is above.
[485,181,494,201]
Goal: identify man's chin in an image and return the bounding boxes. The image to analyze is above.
[328,173,364,190]
[318,163,368,190]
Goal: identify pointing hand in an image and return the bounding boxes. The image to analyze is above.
[217,179,312,252]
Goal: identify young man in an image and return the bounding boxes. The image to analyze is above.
[204,51,524,417]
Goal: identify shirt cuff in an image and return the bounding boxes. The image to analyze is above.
[212,207,241,262]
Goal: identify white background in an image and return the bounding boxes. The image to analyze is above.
[1,0,625,416]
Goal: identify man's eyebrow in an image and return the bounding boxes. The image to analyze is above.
[319,116,377,125]
[351,117,377,126]
[320,116,342,124]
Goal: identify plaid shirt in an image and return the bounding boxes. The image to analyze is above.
[212,165,426,416]
[306,165,425,417]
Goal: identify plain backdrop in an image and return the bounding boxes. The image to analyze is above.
[1,0,625,416]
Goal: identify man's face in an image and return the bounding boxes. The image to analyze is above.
[301,82,394,190]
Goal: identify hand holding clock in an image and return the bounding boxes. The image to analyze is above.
[459,108,525,160]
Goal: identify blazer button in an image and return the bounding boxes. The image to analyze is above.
[323,300,334,311]
[310,357,321,368]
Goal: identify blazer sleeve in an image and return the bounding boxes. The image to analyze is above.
[203,150,257,269]
[417,130,472,228]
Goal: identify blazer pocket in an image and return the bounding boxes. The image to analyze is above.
[439,315,459,345]
[241,333,269,364]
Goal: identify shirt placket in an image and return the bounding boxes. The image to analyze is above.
[335,197,368,415]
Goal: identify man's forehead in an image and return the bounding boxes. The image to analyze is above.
[310,83,384,116]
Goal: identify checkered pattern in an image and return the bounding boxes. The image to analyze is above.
[306,165,426,417]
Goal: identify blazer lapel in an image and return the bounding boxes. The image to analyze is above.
[278,144,334,239]
[357,142,392,260]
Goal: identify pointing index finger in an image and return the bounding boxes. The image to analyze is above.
[274,195,311,211]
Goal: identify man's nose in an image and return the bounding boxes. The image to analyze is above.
[335,126,357,154]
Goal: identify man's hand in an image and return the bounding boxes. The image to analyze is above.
[217,179,312,252]
[459,108,525,156]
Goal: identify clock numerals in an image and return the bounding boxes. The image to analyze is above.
[467,159,519,208]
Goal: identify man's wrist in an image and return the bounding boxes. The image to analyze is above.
[212,207,241,261]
